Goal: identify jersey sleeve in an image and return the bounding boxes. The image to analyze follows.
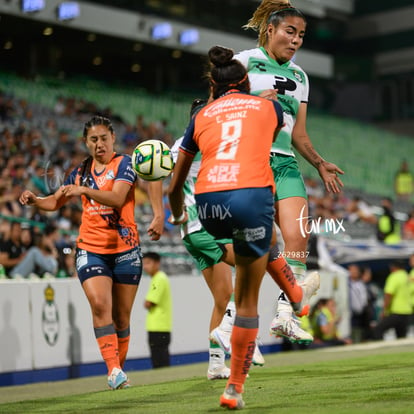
[272,100,284,127]
[180,118,199,156]
[301,70,310,103]
[171,137,183,162]
[63,166,78,186]
[116,154,137,185]
[234,49,249,67]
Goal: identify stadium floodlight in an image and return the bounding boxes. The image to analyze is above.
[151,22,173,41]
[56,2,80,22]
[179,29,199,46]
[21,0,45,13]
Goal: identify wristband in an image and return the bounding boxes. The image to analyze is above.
[171,211,186,224]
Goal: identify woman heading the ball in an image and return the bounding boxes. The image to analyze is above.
[235,0,344,344]
[19,115,164,390]
[168,45,285,410]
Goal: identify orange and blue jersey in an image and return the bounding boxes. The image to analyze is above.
[180,91,283,194]
[64,153,139,254]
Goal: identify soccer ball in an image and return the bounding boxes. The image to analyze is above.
[131,139,174,181]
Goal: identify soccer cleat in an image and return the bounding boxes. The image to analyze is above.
[270,314,313,345]
[211,328,264,365]
[211,327,265,366]
[210,327,231,355]
[207,365,231,380]
[118,379,131,389]
[220,384,245,410]
[292,271,320,317]
[107,367,129,390]
[252,340,265,366]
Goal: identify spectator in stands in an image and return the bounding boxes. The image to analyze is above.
[0,218,10,243]
[28,204,50,228]
[53,95,66,115]
[304,176,324,218]
[373,260,412,340]
[237,0,344,346]
[376,197,401,244]
[3,185,25,219]
[44,118,59,144]
[56,204,73,232]
[348,263,368,343]
[361,266,380,341]
[9,223,59,279]
[402,209,414,240]
[0,221,27,277]
[0,180,16,217]
[344,196,377,225]
[309,298,351,347]
[11,163,27,188]
[0,161,26,218]
[159,119,173,147]
[27,162,48,196]
[18,115,164,390]
[143,251,172,369]
[56,240,76,278]
[394,159,413,202]
[121,123,139,149]
[0,93,16,121]
[20,222,34,251]
[135,114,148,141]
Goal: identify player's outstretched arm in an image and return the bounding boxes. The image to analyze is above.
[167,151,193,225]
[146,181,165,240]
[19,187,69,211]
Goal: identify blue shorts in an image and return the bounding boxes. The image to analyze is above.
[195,187,274,258]
[76,246,142,285]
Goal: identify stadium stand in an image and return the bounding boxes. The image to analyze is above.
[2,69,413,200]
[0,74,197,277]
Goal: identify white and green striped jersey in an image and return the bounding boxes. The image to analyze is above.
[171,137,202,237]
[235,47,309,157]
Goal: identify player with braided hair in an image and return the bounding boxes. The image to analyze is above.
[235,0,344,345]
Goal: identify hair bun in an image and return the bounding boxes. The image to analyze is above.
[208,45,234,67]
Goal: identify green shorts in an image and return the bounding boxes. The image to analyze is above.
[183,229,231,271]
[270,153,307,202]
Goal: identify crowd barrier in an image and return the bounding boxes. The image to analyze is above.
[0,269,348,386]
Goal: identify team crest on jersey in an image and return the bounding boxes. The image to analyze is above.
[293,70,303,83]
[95,170,114,187]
